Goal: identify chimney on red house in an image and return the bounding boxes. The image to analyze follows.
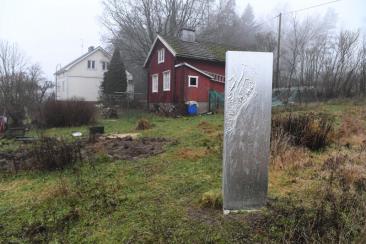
[179,28,196,42]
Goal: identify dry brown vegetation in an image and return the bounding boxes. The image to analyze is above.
[272,112,335,150]
[199,190,223,209]
[135,118,153,130]
[177,147,208,161]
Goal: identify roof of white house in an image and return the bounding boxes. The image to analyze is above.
[55,46,133,80]
[55,46,111,75]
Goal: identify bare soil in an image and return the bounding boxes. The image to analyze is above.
[84,136,173,161]
[0,136,173,172]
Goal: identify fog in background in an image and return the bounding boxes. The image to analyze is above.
[0,0,365,81]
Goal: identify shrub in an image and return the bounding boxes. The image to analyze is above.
[43,99,96,127]
[199,190,223,209]
[136,118,152,130]
[272,113,334,150]
[257,154,366,243]
[29,137,82,170]
[270,128,292,159]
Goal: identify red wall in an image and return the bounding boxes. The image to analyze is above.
[175,65,224,102]
[210,81,225,93]
[146,40,225,104]
[147,40,175,103]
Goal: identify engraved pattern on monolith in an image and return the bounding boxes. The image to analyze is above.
[223,51,273,212]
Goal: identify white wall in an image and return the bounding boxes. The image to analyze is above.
[56,49,133,101]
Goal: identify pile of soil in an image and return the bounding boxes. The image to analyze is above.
[0,150,32,171]
[84,136,172,160]
[0,136,173,172]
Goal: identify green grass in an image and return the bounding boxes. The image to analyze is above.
[1,100,366,242]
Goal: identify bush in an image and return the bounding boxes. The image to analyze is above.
[43,99,96,127]
[272,113,334,150]
[29,137,82,170]
[256,154,366,243]
[199,190,223,209]
[136,118,152,130]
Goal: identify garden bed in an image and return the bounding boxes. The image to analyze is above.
[84,136,173,160]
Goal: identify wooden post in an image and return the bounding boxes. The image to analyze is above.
[275,13,282,88]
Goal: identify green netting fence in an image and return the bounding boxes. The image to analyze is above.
[209,90,225,113]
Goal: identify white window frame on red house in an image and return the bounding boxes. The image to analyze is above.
[163,70,171,91]
[152,74,158,93]
[188,75,198,87]
[158,48,165,64]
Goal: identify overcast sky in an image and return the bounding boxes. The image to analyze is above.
[1,0,365,80]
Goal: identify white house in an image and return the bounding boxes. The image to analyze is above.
[55,46,133,101]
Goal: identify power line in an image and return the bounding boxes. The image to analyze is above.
[256,0,342,29]
[273,0,342,88]
[283,0,342,15]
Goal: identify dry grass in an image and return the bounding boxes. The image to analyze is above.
[199,190,222,209]
[341,164,366,186]
[37,177,72,201]
[197,121,222,136]
[271,146,310,170]
[135,118,153,130]
[272,113,335,150]
[270,128,311,170]
[0,179,32,193]
[338,114,366,146]
[177,147,208,161]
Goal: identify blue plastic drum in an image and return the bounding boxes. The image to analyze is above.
[187,104,198,115]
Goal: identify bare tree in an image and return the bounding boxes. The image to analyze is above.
[0,40,53,126]
[101,0,211,64]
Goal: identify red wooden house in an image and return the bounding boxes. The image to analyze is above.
[144,28,234,113]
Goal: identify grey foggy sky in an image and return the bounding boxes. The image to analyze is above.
[1,0,365,81]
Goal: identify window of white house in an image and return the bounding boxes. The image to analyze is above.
[87,60,95,69]
[188,76,198,87]
[163,70,171,91]
[152,74,158,93]
[101,61,109,70]
[158,48,165,63]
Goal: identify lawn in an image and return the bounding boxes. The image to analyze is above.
[1,99,366,243]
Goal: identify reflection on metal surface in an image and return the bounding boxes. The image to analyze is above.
[223,51,273,211]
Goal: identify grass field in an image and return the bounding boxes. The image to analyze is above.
[1,99,366,243]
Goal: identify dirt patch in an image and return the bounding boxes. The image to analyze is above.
[0,136,174,172]
[84,136,172,161]
[187,207,222,226]
[0,150,32,172]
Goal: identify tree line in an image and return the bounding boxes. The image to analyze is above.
[101,0,366,100]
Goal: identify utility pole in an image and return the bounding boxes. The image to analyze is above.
[55,64,61,100]
[275,13,282,89]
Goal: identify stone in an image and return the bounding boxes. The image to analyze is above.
[223,51,273,212]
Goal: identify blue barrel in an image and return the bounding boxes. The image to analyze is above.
[187,103,198,115]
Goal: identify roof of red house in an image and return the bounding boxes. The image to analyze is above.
[144,35,242,67]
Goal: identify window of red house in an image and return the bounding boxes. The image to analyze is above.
[188,76,198,87]
[158,48,165,64]
[152,74,158,93]
[163,70,171,91]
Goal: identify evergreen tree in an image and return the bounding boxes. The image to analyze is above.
[101,47,127,96]
[241,4,257,47]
